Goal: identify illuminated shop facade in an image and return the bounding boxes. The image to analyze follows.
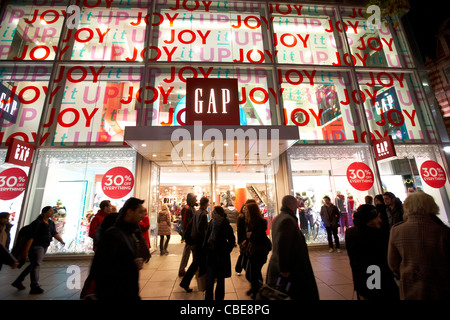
[1,0,449,254]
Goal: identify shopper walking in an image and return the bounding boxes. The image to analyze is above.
[345,204,399,300]
[88,200,112,251]
[383,192,404,229]
[204,206,235,300]
[12,206,65,294]
[178,193,197,277]
[388,192,450,299]
[89,197,148,300]
[320,195,341,253]
[245,202,271,299]
[180,196,210,292]
[158,204,171,255]
[235,199,256,275]
[266,195,319,300]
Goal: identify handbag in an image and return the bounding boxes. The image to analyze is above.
[195,271,207,292]
[256,276,292,300]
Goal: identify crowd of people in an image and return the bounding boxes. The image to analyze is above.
[345,191,450,300]
[0,189,449,300]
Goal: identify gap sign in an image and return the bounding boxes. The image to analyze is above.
[373,135,396,161]
[5,138,35,167]
[186,78,240,126]
[0,83,20,124]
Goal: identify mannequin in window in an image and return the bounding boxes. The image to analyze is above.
[347,195,357,227]
[335,191,347,234]
[53,200,67,235]
[301,192,314,236]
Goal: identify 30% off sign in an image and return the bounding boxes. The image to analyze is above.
[101,167,135,199]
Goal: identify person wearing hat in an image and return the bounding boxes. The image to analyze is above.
[345,204,399,300]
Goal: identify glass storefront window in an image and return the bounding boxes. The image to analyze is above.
[379,145,450,225]
[341,7,414,68]
[60,6,147,62]
[0,64,52,147]
[0,4,65,61]
[272,4,349,66]
[358,71,437,143]
[25,148,136,254]
[281,68,359,143]
[40,64,140,146]
[0,150,29,250]
[153,0,268,63]
[288,145,379,244]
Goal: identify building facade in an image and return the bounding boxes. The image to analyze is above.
[1,0,449,255]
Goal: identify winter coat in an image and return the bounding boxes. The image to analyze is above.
[345,225,399,300]
[266,206,319,300]
[157,210,171,236]
[204,216,235,279]
[88,210,109,239]
[248,217,271,259]
[320,204,340,228]
[388,213,450,300]
[90,219,146,300]
[386,198,404,228]
[140,215,150,248]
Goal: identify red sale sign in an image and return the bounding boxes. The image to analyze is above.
[420,161,447,189]
[347,162,374,191]
[0,168,27,200]
[101,167,134,199]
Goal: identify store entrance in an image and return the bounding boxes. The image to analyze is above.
[154,161,276,250]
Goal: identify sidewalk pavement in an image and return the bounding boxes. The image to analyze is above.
[0,234,354,300]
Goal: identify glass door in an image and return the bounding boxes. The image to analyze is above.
[149,162,160,249]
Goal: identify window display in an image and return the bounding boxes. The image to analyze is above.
[24,148,136,254]
[288,145,378,244]
[378,145,450,225]
[0,150,29,250]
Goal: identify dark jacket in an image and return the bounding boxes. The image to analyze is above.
[204,216,235,279]
[90,219,144,300]
[266,206,319,300]
[191,208,209,246]
[386,198,404,228]
[375,203,389,230]
[345,225,399,300]
[236,214,247,245]
[320,203,340,228]
[29,217,57,247]
[248,217,271,258]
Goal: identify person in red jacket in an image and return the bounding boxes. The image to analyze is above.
[88,200,111,250]
[140,207,151,248]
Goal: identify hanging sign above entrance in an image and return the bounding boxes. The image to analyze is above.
[185,78,240,126]
[5,138,35,167]
[101,166,135,199]
[372,135,396,161]
[420,160,447,189]
[346,162,374,191]
[0,167,28,200]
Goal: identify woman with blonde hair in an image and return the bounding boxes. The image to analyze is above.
[158,204,172,255]
[388,192,450,299]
